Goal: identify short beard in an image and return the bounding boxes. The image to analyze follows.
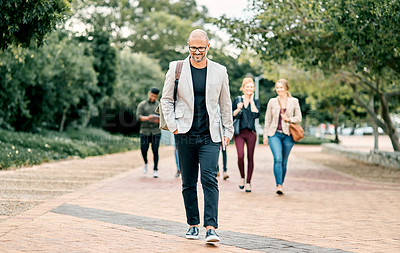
[191,54,206,63]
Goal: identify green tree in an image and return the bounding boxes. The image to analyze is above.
[313,81,355,143]
[74,29,119,130]
[0,32,98,132]
[90,30,118,101]
[32,32,98,132]
[102,48,165,134]
[70,0,209,70]
[0,0,72,49]
[208,49,259,98]
[220,0,400,150]
[0,48,32,129]
[129,10,196,69]
[115,49,165,112]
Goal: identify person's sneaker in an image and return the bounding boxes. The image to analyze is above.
[205,229,220,243]
[185,226,199,240]
[223,172,229,180]
[276,185,283,195]
[143,164,148,174]
[175,170,181,178]
[245,183,252,193]
[239,178,245,189]
[153,170,158,178]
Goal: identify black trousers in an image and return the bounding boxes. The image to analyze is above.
[175,134,220,228]
[140,133,161,170]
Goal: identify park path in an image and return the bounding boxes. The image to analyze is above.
[0,142,399,252]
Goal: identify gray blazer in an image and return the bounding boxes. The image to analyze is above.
[160,56,234,142]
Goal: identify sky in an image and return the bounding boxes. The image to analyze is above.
[196,0,250,18]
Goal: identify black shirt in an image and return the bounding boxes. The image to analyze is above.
[232,96,260,132]
[188,62,210,136]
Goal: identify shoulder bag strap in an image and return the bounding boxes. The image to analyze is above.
[173,61,184,103]
[236,96,243,116]
[277,97,285,114]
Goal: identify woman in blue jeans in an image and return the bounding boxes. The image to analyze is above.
[263,79,302,195]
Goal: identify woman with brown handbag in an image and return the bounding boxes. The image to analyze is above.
[263,79,302,195]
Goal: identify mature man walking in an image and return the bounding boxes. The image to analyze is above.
[160,29,233,243]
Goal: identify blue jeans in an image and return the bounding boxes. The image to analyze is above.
[268,131,295,186]
[173,140,180,171]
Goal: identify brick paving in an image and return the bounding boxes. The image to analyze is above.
[0,143,399,252]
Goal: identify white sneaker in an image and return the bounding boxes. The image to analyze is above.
[276,185,283,195]
[153,170,158,178]
[205,229,220,243]
[143,164,148,174]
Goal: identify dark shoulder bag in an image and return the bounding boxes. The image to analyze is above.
[233,96,243,136]
[156,61,184,130]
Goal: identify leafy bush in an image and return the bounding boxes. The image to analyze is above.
[40,128,139,154]
[0,128,139,170]
[0,142,65,169]
[295,136,334,145]
[0,130,86,157]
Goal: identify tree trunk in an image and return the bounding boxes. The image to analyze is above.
[80,109,91,128]
[59,106,69,132]
[369,94,379,150]
[371,121,379,150]
[333,108,340,144]
[350,82,400,151]
[378,93,400,151]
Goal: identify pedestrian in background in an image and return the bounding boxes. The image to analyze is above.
[232,77,260,193]
[173,138,180,178]
[263,79,302,195]
[217,148,229,180]
[160,29,233,243]
[136,87,161,178]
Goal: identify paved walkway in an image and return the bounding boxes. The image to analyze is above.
[1,144,400,252]
[333,135,396,152]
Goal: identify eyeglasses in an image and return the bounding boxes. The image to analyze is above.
[188,46,207,52]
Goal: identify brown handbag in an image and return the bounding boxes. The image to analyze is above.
[278,98,304,142]
[289,122,304,141]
